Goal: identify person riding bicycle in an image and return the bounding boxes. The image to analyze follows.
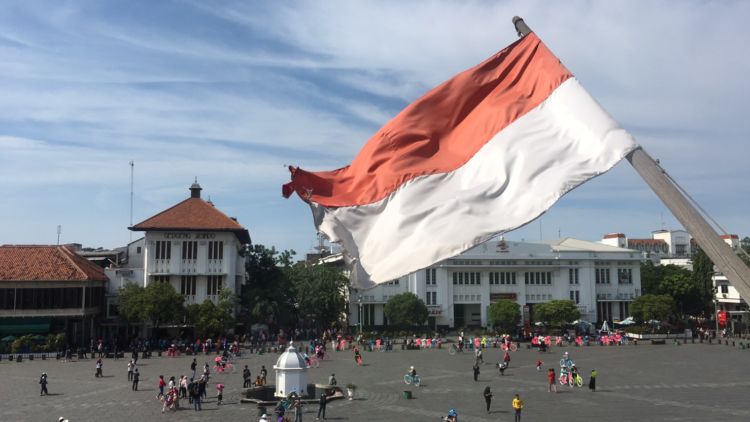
[444,408,458,421]
[560,352,573,370]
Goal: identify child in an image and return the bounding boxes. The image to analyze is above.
[536,360,543,371]
[547,368,557,393]
[498,361,507,376]
[216,383,224,405]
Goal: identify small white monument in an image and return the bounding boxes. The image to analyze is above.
[273,342,308,398]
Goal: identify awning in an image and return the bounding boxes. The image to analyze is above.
[0,318,52,335]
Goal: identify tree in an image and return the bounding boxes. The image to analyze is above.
[117,282,146,323]
[186,288,236,337]
[630,294,675,324]
[533,300,580,327]
[117,282,184,328]
[141,281,185,328]
[239,245,296,328]
[691,248,715,316]
[487,300,521,333]
[287,264,349,330]
[384,293,428,328]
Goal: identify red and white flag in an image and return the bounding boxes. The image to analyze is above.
[283,33,637,288]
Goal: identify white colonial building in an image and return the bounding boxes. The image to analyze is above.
[103,182,250,334]
[348,238,642,331]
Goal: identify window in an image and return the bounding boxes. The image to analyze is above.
[425,291,437,305]
[207,275,223,296]
[569,290,580,304]
[452,272,481,285]
[425,268,437,285]
[152,276,169,284]
[568,268,579,284]
[489,272,516,285]
[180,276,197,295]
[617,268,633,284]
[155,241,171,260]
[182,241,198,260]
[136,247,142,254]
[524,271,552,285]
[208,241,224,260]
[595,268,610,284]
[721,285,729,294]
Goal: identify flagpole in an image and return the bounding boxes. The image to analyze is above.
[512,16,750,309]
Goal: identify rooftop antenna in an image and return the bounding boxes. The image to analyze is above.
[56,225,61,245]
[129,160,134,241]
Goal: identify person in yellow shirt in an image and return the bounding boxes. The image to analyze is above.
[512,393,524,422]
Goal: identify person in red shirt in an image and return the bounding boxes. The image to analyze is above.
[158,375,166,398]
[547,368,557,393]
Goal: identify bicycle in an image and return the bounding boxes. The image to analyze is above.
[448,344,465,355]
[572,373,583,387]
[559,372,573,386]
[213,363,235,374]
[403,373,421,387]
[501,342,518,352]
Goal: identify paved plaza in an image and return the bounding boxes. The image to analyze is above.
[1,341,749,421]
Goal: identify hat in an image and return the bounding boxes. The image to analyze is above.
[410,366,414,369]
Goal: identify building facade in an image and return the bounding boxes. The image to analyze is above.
[349,238,642,330]
[103,182,251,337]
[0,245,107,346]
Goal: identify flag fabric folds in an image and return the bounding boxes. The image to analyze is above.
[283,33,638,288]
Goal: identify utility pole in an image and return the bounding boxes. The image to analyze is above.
[129,160,134,242]
[512,16,750,307]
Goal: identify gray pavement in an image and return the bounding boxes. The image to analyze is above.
[1,341,749,421]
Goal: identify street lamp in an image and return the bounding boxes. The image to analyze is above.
[358,294,363,335]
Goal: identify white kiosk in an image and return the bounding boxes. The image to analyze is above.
[273,343,308,398]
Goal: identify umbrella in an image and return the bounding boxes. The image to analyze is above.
[572,320,593,327]
[600,320,610,332]
[1,335,17,342]
[617,317,636,326]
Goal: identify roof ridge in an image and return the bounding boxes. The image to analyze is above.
[131,197,193,228]
[58,246,88,280]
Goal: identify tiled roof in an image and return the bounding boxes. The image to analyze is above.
[603,233,625,239]
[0,245,108,282]
[721,234,739,239]
[628,239,667,245]
[130,197,250,244]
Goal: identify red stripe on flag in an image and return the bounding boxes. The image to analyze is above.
[285,33,572,207]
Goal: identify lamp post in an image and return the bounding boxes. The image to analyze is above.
[358,294,363,335]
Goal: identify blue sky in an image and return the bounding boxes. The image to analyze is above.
[1,0,749,256]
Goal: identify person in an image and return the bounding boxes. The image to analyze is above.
[259,413,268,422]
[548,368,557,393]
[503,350,511,367]
[191,358,197,379]
[95,358,103,377]
[275,402,286,422]
[474,347,483,364]
[444,408,458,422]
[589,369,597,392]
[191,378,202,411]
[293,398,303,422]
[127,360,134,381]
[512,393,524,422]
[354,347,362,365]
[409,366,417,377]
[536,359,543,371]
[255,375,263,386]
[316,390,329,420]
[328,373,337,386]
[498,361,507,376]
[158,375,166,398]
[483,386,492,414]
[473,362,480,381]
[260,365,268,384]
[132,368,140,391]
[243,365,252,387]
[39,372,49,396]
[216,383,224,405]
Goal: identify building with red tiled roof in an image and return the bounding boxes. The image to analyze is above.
[0,245,106,342]
[117,182,250,318]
